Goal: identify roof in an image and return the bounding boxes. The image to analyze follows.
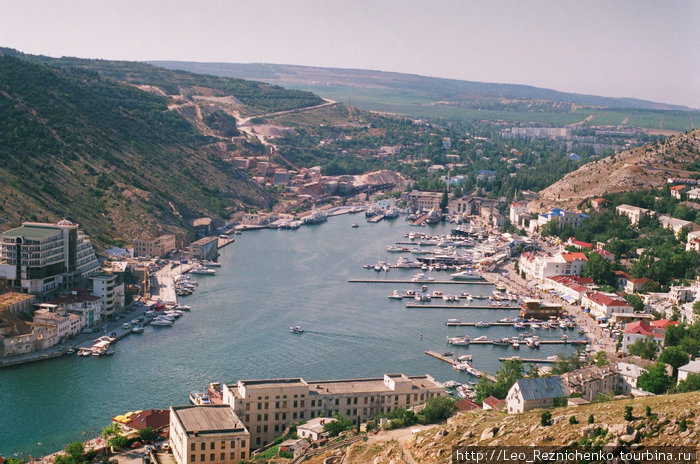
[171,405,246,435]
[616,362,647,378]
[512,377,565,401]
[613,270,631,278]
[586,292,632,308]
[1,224,63,240]
[624,320,663,338]
[650,319,679,330]
[298,417,336,434]
[561,252,588,262]
[591,198,607,203]
[670,185,688,191]
[679,360,700,374]
[0,292,35,309]
[121,409,170,431]
[570,240,593,249]
[49,291,101,306]
[193,217,213,227]
[455,399,481,412]
[483,396,505,408]
[627,278,650,285]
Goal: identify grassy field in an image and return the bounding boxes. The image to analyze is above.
[277,82,698,131]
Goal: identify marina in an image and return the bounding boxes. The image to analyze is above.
[405,303,520,309]
[499,357,560,363]
[424,351,497,382]
[348,279,492,284]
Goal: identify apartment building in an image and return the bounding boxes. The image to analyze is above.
[581,292,634,319]
[0,221,100,294]
[536,208,585,229]
[222,373,443,449]
[406,191,443,212]
[49,289,102,329]
[518,252,588,283]
[33,304,81,340]
[170,405,249,464]
[91,274,124,318]
[132,235,176,258]
[615,204,650,225]
[560,365,617,402]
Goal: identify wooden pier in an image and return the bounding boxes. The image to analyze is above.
[367,214,385,223]
[499,357,558,363]
[349,279,492,285]
[406,303,520,309]
[425,351,497,382]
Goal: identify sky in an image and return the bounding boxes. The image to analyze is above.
[1,0,698,108]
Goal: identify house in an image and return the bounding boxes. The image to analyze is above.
[686,230,700,251]
[297,417,336,441]
[677,360,700,384]
[544,275,595,303]
[506,377,565,414]
[278,438,309,456]
[566,237,593,250]
[455,398,481,412]
[591,248,615,262]
[613,270,631,290]
[687,187,700,200]
[658,215,697,237]
[620,319,677,353]
[615,204,650,225]
[482,396,505,411]
[670,185,688,199]
[509,203,528,223]
[560,365,617,401]
[590,198,608,211]
[518,252,588,283]
[616,362,647,394]
[581,292,634,319]
[114,409,170,434]
[537,208,586,229]
[625,278,651,293]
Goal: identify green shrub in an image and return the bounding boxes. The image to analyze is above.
[540,411,552,426]
[624,405,633,421]
[569,415,578,425]
[588,414,595,424]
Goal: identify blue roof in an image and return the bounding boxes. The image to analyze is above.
[513,377,565,401]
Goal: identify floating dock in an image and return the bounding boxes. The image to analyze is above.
[406,303,520,309]
[425,351,497,382]
[499,357,558,363]
[367,214,385,223]
[349,279,491,285]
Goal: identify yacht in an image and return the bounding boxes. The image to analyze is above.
[175,304,191,311]
[512,340,520,349]
[201,260,222,267]
[384,207,400,219]
[411,273,435,282]
[492,338,510,346]
[388,290,403,300]
[474,321,490,328]
[386,245,408,253]
[131,324,144,334]
[151,317,174,327]
[457,354,473,362]
[447,336,470,346]
[189,391,212,405]
[473,336,488,341]
[443,380,460,388]
[351,223,359,228]
[450,269,482,281]
[190,266,216,275]
[424,209,442,225]
[290,326,304,334]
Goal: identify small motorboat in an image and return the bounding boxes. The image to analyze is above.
[290,326,304,334]
[351,223,359,228]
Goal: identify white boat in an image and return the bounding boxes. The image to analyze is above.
[131,325,144,334]
[473,335,488,341]
[190,266,216,275]
[447,336,470,346]
[121,322,131,329]
[151,318,174,327]
[386,245,408,253]
[388,290,403,300]
[512,341,520,349]
[457,354,473,362]
[447,318,459,324]
[189,391,212,405]
[175,304,191,311]
[465,365,482,377]
[474,321,490,328]
[450,268,482,281]
[411,273,435,282]
[290,326,304,334]
[443,380,460,388]
[385,207,400,219]
[351,223,359,228]
[201,260,222,267]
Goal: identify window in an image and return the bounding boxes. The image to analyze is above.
[210,454,214,461]
[220,453,225,460]
[191,444,196,451]
[241,452,246,459]
[221,441,226,448]
[300,411,305,419]
[230,441,235,447]
[275,413,279,420]
[264,413,268,421]
[353,397,358,405]
[241,440,246,448]
[245,403,250,411]
[257,414,261,421]
[190,456,195,463]
[210,442,215,450]
[230,453,235,460]
[346,398,351,405]
[200,455,205,461]
[293,412,297,419]
[201,443,206,451]
[311,399,315,407]
[257,425,261,433]
[264,425,268,432]
[276,401,280,408]
[283,401,287,408]
[346,409,351,415]
[335,399,339,406]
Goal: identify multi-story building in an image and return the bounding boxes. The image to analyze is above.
[543,275,595,303]
[0,292,36,316]
[0,325,57,358]
[0,221,100,294]
[33,304,81,341]
[616,362,647,394]
[509,203,528,224]
[536,208,585,229]
[518,252,588,283]
[615,204,650,225]
[170,405,249,464]
[581,292,634,319]
[49,289,102,329]
[133,235,176,258]
[222,373,443,449]
[620,319,677,353]
[91,274,124,318]
[560,365,617,402]
[658,215,697,237]
[190,237,219,261]
[406,191,443,212]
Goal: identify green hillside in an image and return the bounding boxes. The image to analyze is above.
[0,55,269,247]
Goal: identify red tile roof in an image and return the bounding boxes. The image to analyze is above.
[585,292,632,308]
[483,396,505,408]
[624,320,664,338]
[121,409,170,431]
[455,398,481,412]
[627,278,650,285]
[562,252,588,262]
[591,198,607,203]
[613,270,631,278]
[670,185,687,191]
[650,320,680,330]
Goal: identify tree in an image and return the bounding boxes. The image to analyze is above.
[590,351,609,367]
[624,405,633,421]
[418,397,456,424]
[588,414,595,424]
[440,190,448,211]
[582,253,615,287]
[64,442,85,464]
[664,324,685,347]
[139,426,157,442]
[323,414,353,437]
[657,346,690,379]
[637,362,673,394]
[569,415,578,424]
[627,336,659,360]
[623,293,645,313]
[540,411,552,426]
[676,373,700,392]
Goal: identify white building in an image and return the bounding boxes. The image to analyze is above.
[0,221,100,294]
[49,289,102,329]
[616,362,647,394]
[658,215,697,237]
[536,208,585,229]
[686,230,700,251]
[91,274,124,319]
[677,360,700,384]
[509,202,528,224]
[506,377,565,414]
[580,292,634,319]
[518,252,588,283]
[33,305,81,341]
[615,204,650,225]
[170,405,249,464]
[296,417,336,441]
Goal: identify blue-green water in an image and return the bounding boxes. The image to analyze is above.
[0,215,584,455]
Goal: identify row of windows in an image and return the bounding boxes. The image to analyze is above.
[189,451,246,462]
[190,440,246,451]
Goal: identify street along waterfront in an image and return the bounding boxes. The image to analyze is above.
[0,214,584,455]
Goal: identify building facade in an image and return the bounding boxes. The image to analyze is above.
[133,235,176,258]
[190,237,219,261]
[518,252,588,283]
[170,405,249,464]
[615,204,650,225]
[222,373,443,449]
[560,366,617,402]
[0,221,100,294]
[506,377,565,414]
[91,274,124,318]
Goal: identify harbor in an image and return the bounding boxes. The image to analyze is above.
[424,351,497,382]
[405,303,520,309]
[349,279,492,284]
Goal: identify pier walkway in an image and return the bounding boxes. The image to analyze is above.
[425,351,497,382]
[499,357,558,363]
[349,279,491,285]
[406,303,519,309]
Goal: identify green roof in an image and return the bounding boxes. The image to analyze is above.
[1,225,63,240]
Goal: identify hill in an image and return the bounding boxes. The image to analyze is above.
[0,54,274,247]
[306,392,700,464]
[149,61,700,131]
[531,129,700,211]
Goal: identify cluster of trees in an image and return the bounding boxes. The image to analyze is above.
[474,359,524,401]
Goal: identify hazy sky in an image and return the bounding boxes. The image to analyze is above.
[1,0,698,107]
